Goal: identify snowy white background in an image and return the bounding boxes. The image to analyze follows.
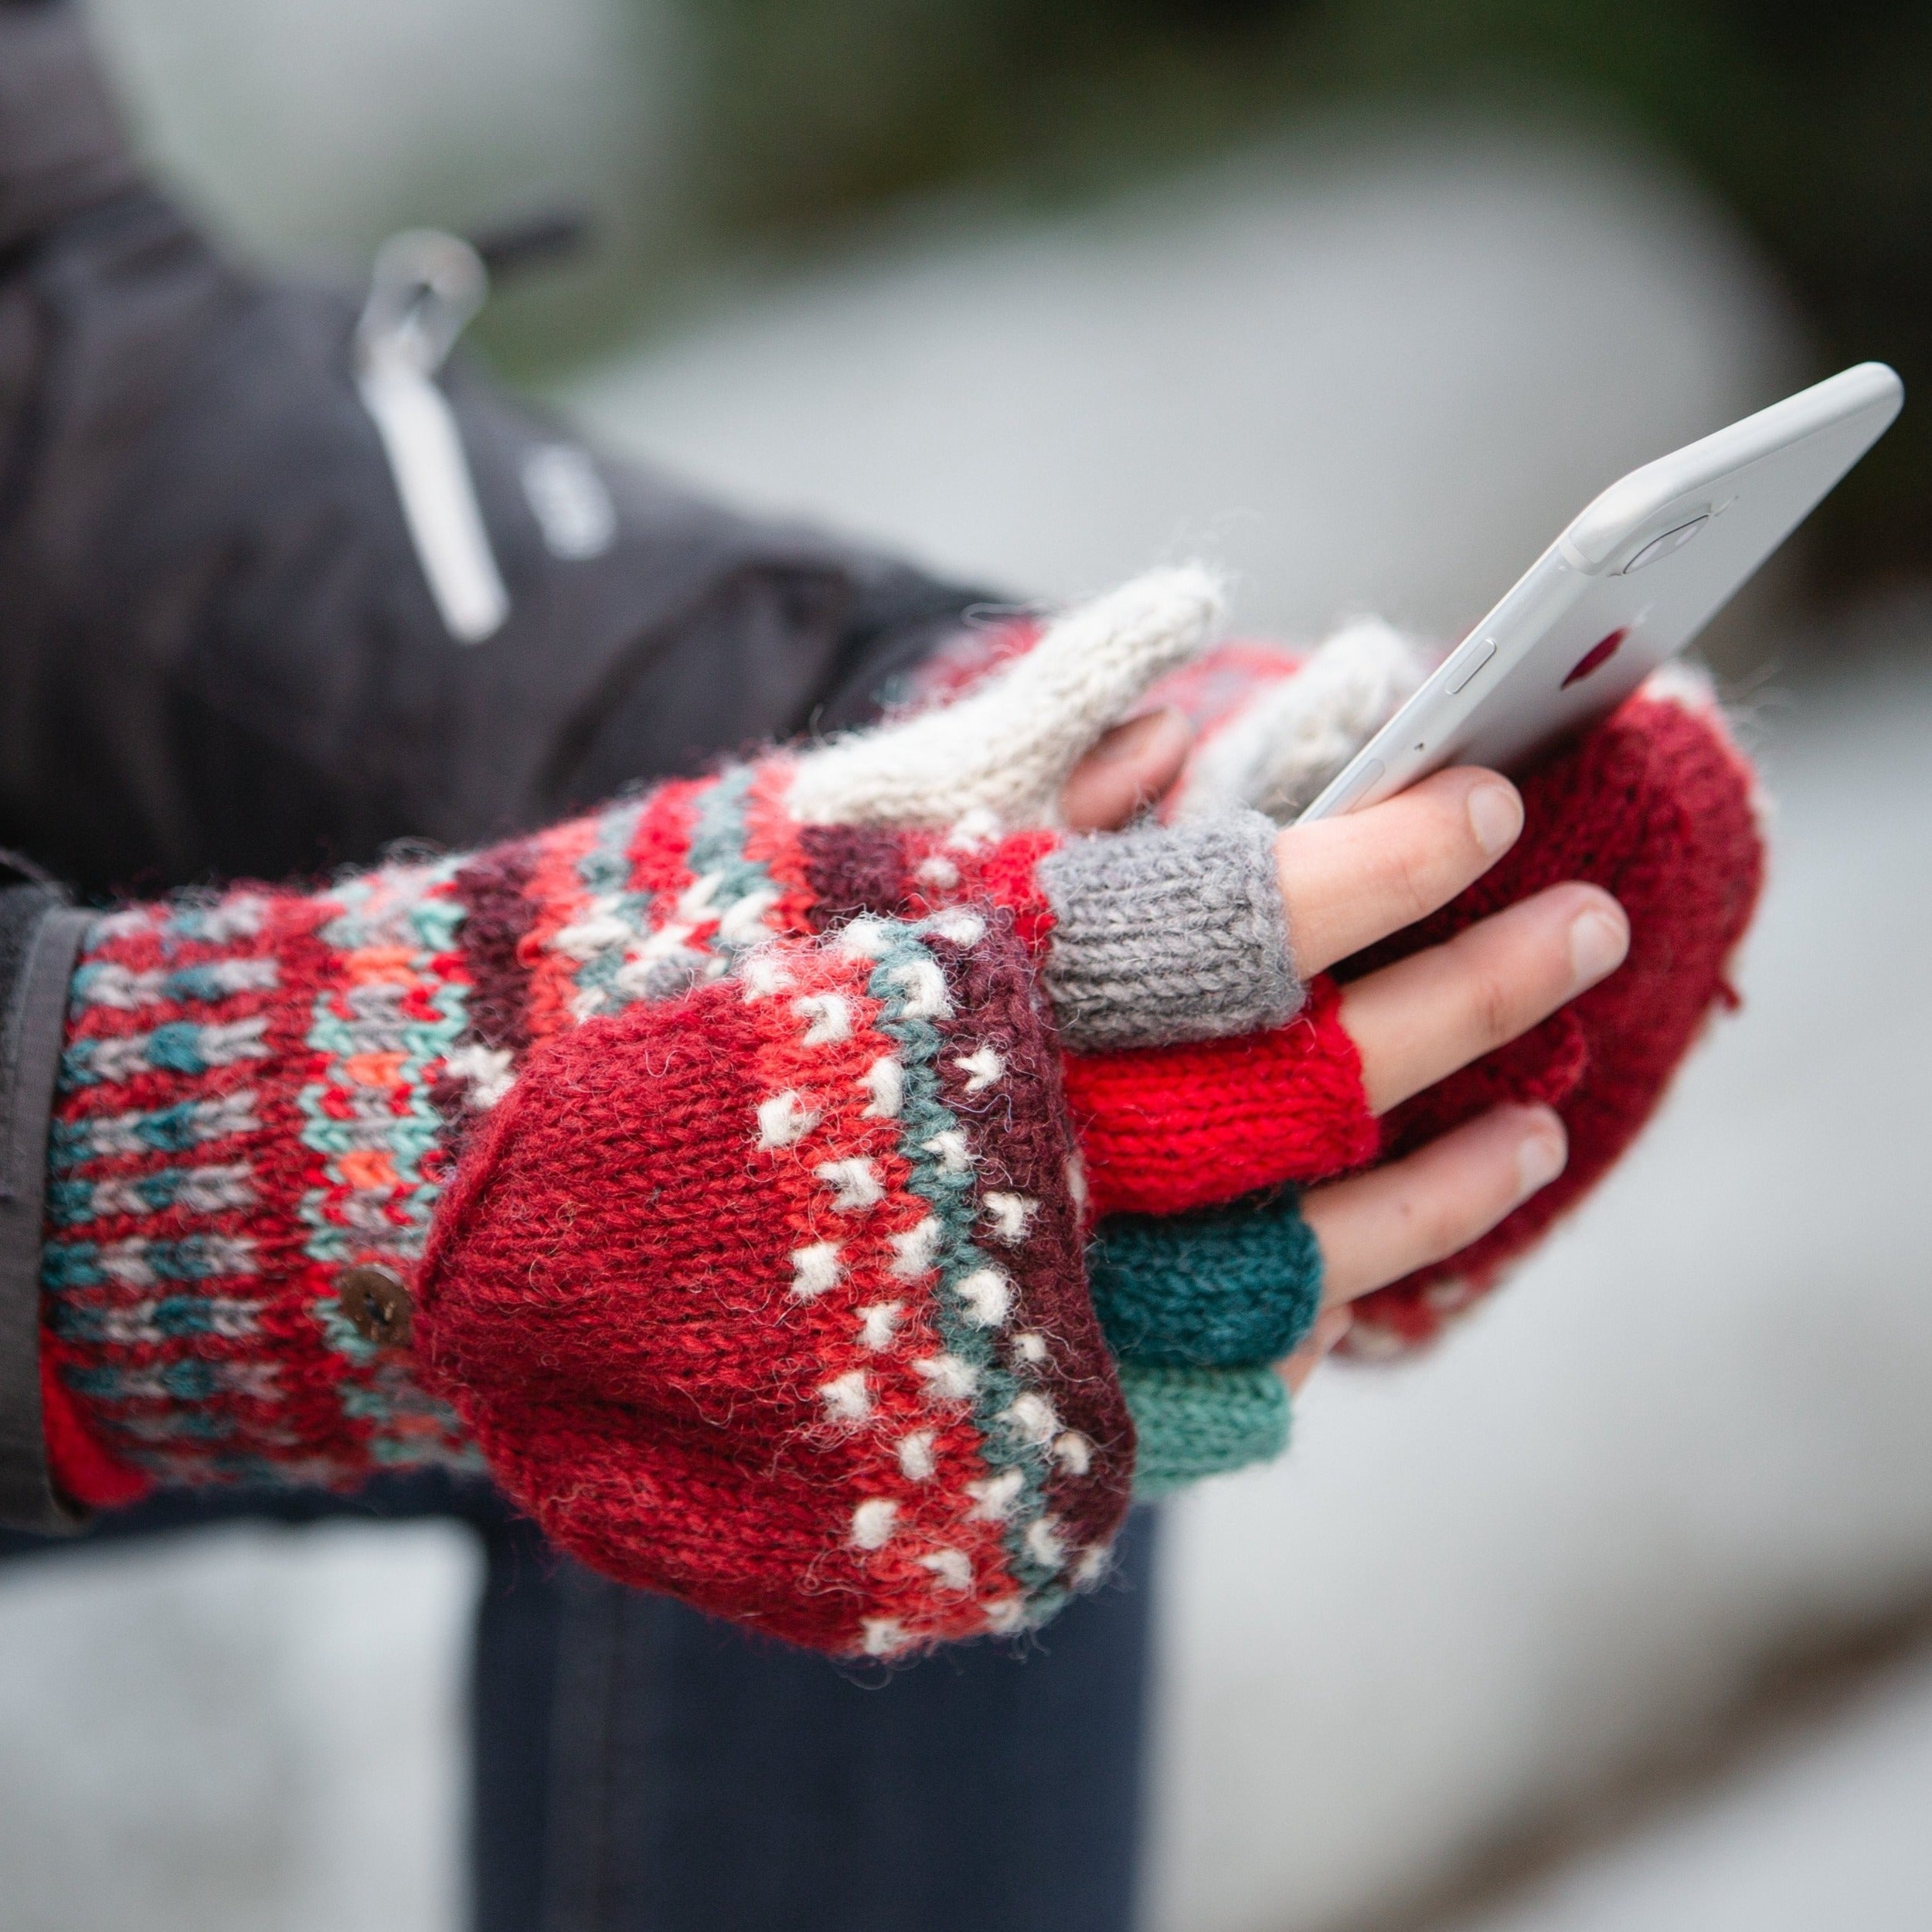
[5,6,1930,1929]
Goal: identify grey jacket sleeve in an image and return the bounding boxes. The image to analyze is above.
[0,2,997,1523]
[0,872,90,1530]
[0,0,998,899]
[0,0,141,255]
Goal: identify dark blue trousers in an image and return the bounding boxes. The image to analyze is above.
[1,1481,1158,1932]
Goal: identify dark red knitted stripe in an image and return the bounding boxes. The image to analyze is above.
[1349,691,1765,1345]
[798,824,913,930]
[452,842,540,1056]
[926,920,1134,1550]
[913,830,1059,959]
[796,823,1061,961]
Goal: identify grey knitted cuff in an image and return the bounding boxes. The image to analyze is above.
[1038,808,1301,1052]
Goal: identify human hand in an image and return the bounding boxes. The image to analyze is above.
[1276,769,1620,1384]
[1062,725,1621,1395]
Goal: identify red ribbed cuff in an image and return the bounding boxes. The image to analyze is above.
[1065,975,1379,1219]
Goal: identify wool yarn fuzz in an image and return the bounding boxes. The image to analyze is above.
[787,566,1222,830]
[1165,621,1431,825]
[37,843,1353,1647]
[869,613,1767,1413]
[419,913,1131,1651]
[1131,627,1767,1355]
[1063,976,1378,1219]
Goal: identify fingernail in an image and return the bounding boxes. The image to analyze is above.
[1569,906,1629,987]
[1467,781,1523,859]
[1093,709,1174,764]
[1515,1122,1566,1197]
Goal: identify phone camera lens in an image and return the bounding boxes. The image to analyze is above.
[1624,515,1709,573]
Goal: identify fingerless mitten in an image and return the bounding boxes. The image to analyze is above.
[37,573,1388,1651]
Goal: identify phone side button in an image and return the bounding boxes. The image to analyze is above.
[1444,638,1497,694]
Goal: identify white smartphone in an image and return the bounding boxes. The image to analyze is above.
[1296,361,1904,822]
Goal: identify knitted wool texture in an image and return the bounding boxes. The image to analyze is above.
[1340,675,1765,1350]
[36,773,1382,1645]
[888,619,1767,1378]
[1120,655,1766,1356]
[787,566,1221,830]
[1163,621,1432,825]
[1037,812,1299,1049]
[1089,1189,1321,1368]
[1119,1363,1289,1498]
[419,911,1135,1651]
[1064,976,1376,1219]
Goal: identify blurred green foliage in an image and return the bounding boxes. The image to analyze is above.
[641,0,1929,583]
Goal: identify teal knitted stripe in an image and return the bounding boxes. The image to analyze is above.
[865,923,1063,1611]
[568,797,656,1017]
[685,764,786,957]
[1089,1188,1321,1369]
[1120,1363,1289,1498]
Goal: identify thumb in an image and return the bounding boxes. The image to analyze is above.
[1172,617,1430,825]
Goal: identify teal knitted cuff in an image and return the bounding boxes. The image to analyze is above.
[1089,1188,1321,1367]
[1121,1362,1290,1499]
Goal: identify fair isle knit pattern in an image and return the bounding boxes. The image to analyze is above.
[414,910,1137,1655]
[42,869,1142,1652]
[298,860,479,1469]
[39,762,1366,1500]
[45,872,481,1486]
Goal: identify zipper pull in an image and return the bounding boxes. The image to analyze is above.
[355,230,511,645]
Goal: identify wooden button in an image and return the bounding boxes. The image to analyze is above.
[338,1264,413,1347]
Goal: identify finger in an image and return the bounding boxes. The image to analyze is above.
[1279,1306,1352,1394]
[1059,707,1195,831]
[1274,767,1524,977]
[1304,1104,1566,1306]
[1342,883,1630,1114]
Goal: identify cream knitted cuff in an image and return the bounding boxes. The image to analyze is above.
[1037,809,1301,1052]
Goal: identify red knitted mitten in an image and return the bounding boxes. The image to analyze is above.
[35,570,1397,1651]
[1154,626,1765,1352]
[38,835,1383,1651]
[1338,672,1764,1349]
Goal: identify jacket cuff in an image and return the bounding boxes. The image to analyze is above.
[0,883,91,1532]
[1038,809,1300,1051]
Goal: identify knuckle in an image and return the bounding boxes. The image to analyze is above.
[1357,827,1439,930]
[1421,1181,1484,1261]
[1386,840,1440,924]
[1467,965,1520,1052]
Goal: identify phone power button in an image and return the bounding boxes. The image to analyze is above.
[1445,638,1497,694]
